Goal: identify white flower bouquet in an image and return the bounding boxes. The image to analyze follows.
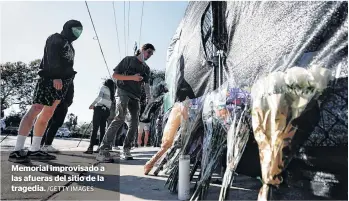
[251,65,333,201]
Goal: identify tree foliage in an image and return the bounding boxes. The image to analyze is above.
[1,60,40,115]
[4,112,23,127]
[78,122,93,137]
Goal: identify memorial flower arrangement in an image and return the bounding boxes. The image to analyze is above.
[190,86,228,201]
[165,97,205,192]
[219,87,252,201]
[250,65,333,201]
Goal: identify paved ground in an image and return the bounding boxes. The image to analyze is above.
[0,135,325,200]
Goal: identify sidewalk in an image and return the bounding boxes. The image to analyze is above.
[48,147,262,201]
[0,136,321,200]
[49,148,182,201]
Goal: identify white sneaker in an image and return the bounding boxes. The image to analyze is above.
[121,149,133,160]
[96,151,114,163]
[41,145,59,153]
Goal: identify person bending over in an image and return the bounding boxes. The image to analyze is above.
[96,43,154,162]
[8,20,83,163]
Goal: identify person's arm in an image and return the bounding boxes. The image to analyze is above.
[113,57,143,81]
[113,73,142,81]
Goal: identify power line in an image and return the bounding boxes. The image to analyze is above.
[138,1,144,47]
[85,1,111,77]
[127,1,131,55]
[112,1,122,61]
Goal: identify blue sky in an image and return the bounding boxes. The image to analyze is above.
[1,1,188,124]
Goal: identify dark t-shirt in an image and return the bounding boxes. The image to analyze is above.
[113,56,150,99]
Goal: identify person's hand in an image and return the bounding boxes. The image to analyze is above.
[131,74,143,82]
[53,79,63,90]
[89,105,94,110]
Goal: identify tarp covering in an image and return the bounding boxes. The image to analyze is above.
[164,2,212,112]
[164,1,347,109]
[164,1,348,148]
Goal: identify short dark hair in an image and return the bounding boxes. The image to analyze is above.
[142,43,155,51]
[104,79,116,102]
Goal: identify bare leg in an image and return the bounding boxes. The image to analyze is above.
[33,100,61,137]
[137,129,143,147]
[9,101,60,162]
[28,100,61,153]
[18,104,44,136]
[144,130,150,147]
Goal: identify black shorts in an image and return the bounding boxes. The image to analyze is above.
[32,77,73,106]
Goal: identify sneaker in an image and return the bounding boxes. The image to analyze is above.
[96,151,114,163]
[27,150,56,160]
[8,150,30,163]
[121,149,133,160]
[41,145,59,153]
[84,147,93,154]
[112,146,120,151]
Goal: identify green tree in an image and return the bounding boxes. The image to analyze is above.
[4,112,23,127]
[78,122,92,138]
[1,60,40,115]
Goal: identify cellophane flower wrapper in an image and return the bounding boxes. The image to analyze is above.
[156,129,181,169]
[219,87,252,201]
[161,102,183,149]
[181,96,205,155]
[190,85,228,201]
[164,100,188,192]
[251,65,334,201]
[165,97,205,192]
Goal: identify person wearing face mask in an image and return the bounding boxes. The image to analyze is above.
[97,43,155,162]
[8,20,83,163]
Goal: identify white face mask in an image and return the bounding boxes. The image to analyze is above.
[71,27,83,38]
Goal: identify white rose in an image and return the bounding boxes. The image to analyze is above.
[265,71,287,94]
[251,76,268,109]
[284,66,315,89]
[308,65,333,92]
